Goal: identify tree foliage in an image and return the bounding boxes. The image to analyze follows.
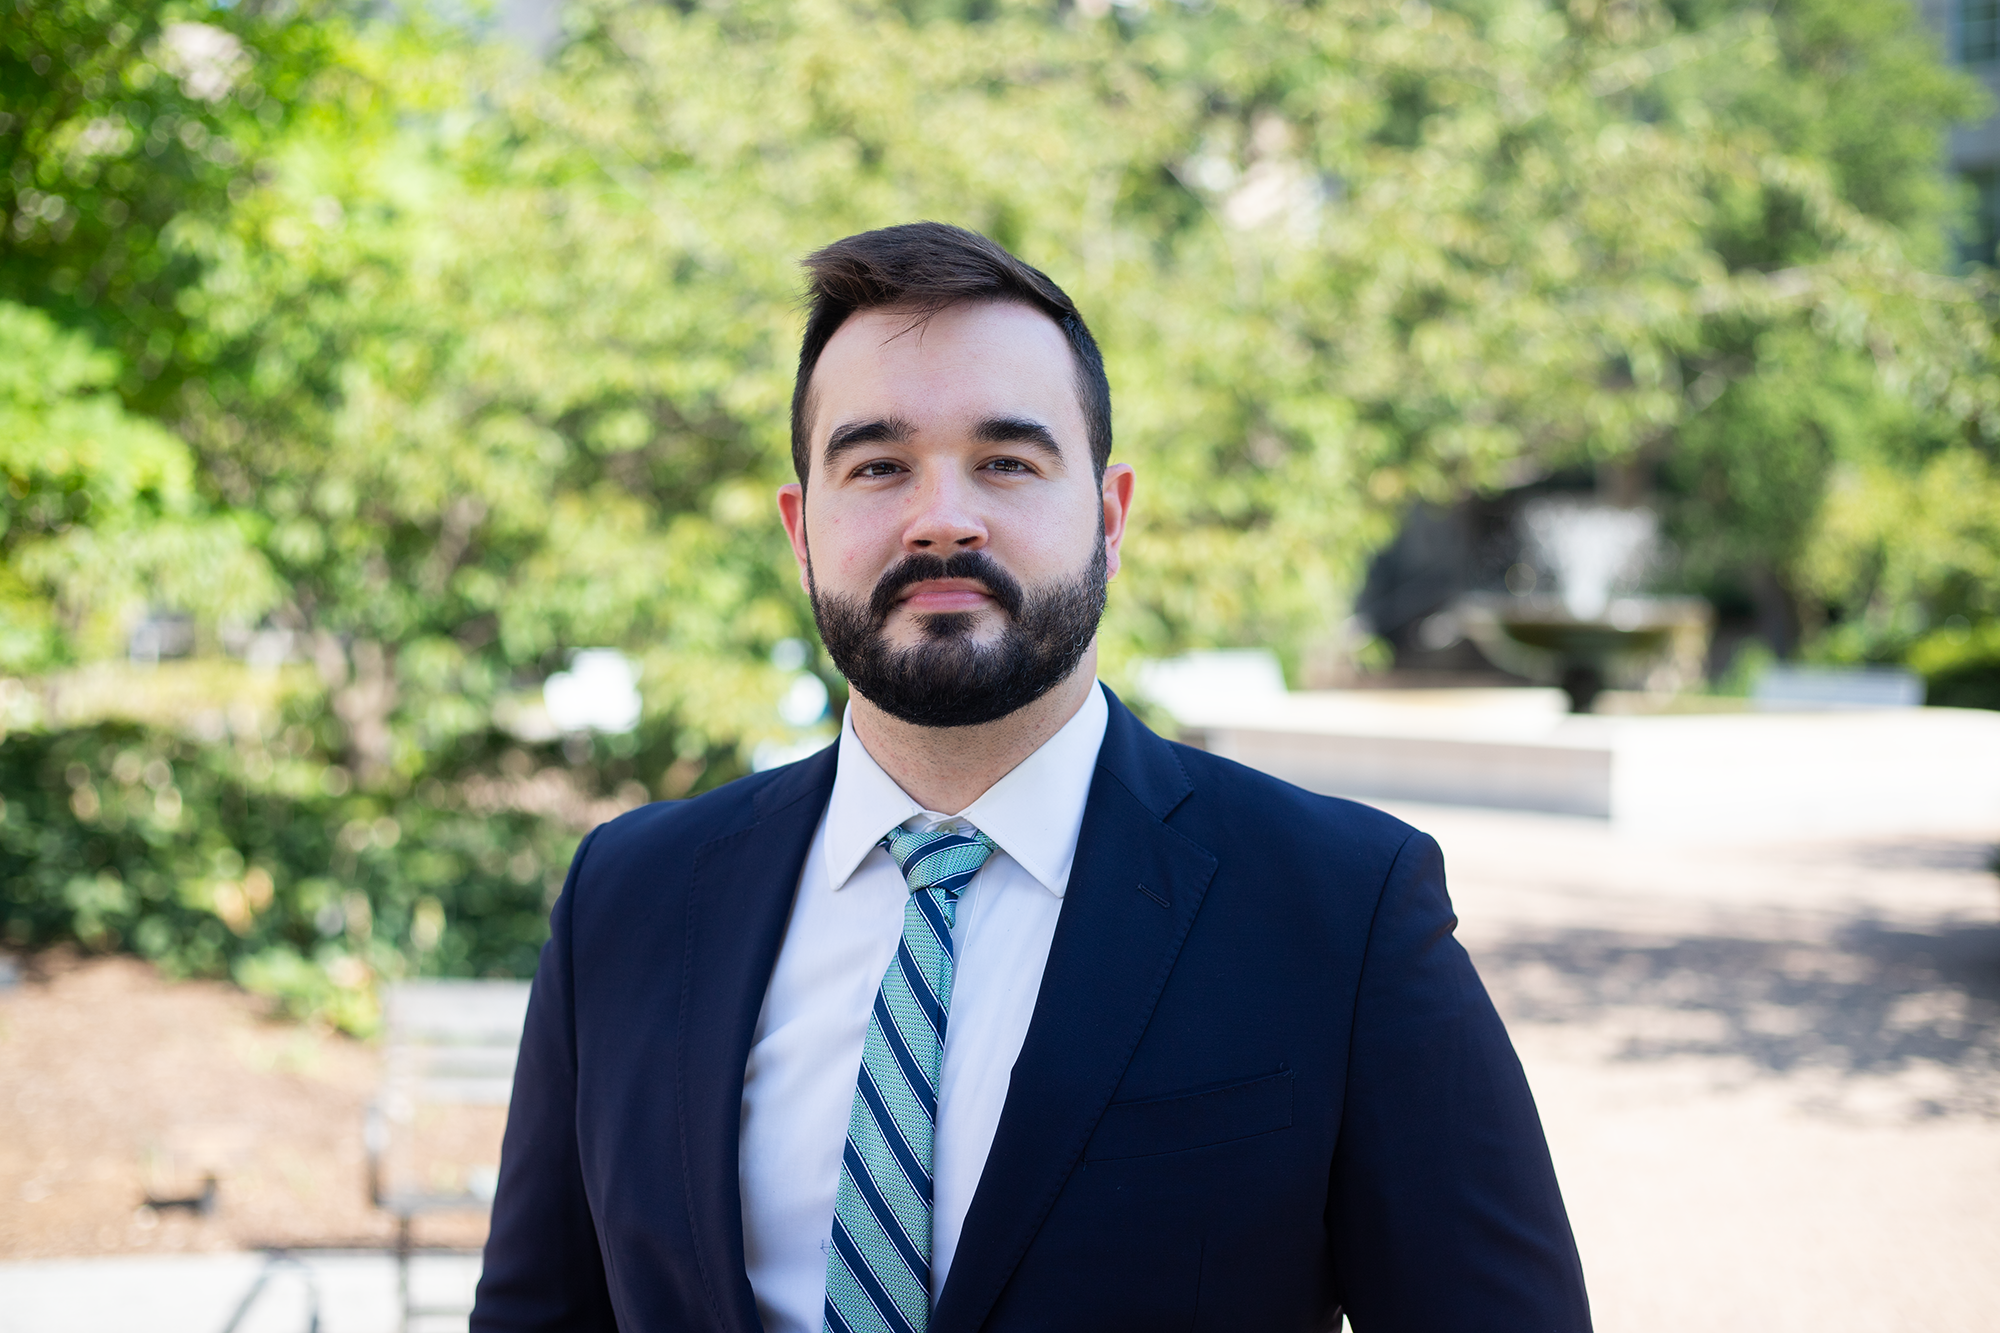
[2,0,340,408]
[0,712,583,1031]
[0,300,274,671]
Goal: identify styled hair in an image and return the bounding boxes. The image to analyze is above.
[790,222,1112,484]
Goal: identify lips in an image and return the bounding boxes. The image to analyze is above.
[896,578,993,611]
[867,550,1027,625]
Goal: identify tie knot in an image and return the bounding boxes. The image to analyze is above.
[880,823,998,898]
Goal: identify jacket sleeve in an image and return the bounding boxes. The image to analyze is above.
[471,827,620,1332]
[1325,830,1592,1331]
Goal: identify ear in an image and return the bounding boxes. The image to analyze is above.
[1100,464,1135,581]
[777,482,812,593]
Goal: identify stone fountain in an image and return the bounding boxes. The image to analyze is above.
[1456,498,1710,712]
[1134,506,1985,835]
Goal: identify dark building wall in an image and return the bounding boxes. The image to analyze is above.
[1922,0,2000,261]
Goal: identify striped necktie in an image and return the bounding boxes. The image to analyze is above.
[822,823,998,1333]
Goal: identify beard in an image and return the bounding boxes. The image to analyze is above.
[809,540,1107,728]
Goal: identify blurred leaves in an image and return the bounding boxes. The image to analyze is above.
[17,0,1997,707]
[0,300,276,671]
[0,716,580,1034]
[168,0,1997,684]
[1805,444,2000,661]
[1,0,343,410]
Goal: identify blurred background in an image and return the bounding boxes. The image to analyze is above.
[1,0,1997,1328]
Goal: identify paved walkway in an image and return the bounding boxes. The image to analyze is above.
[2,805,1994,1332]
[1390,802,2000,1333]
[0,1250,478,1333]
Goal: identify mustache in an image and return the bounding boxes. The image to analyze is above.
[867,550,1026,625]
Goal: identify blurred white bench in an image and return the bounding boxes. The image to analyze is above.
[366,980,531,1332]
[1752,665,1924,710]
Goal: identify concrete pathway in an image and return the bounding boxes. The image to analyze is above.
[0,1250,478,1333]
[1391,801,2000,1333]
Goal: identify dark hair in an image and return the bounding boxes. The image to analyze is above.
[790,222,1112,485]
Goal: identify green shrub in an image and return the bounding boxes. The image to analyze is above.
[1908,621,2000,711]
[0,719,583,1033]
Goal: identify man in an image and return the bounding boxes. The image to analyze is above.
[472,223,1590,1333]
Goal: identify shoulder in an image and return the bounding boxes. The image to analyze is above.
[1161,739,1430,875]
[575,748,833,875]
[1096,688,1426,877]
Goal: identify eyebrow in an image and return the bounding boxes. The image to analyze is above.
[973,416,1066,469]
[822,416,916,469]
[820,414,1070,473]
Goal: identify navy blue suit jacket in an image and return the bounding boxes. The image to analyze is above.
[472,688,1590,1332]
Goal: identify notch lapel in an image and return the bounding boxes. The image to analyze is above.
[932,695,1218,1333]
[676,747,837,1333]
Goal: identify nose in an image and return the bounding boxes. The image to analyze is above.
[902,468,987,554]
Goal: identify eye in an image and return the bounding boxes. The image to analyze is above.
[853,460,905,479]
[983,457,1032,474]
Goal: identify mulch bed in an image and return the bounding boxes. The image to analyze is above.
[0,951,491,1259]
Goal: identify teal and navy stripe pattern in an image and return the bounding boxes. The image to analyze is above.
[822,823,998,1333]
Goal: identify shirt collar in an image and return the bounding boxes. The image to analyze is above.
[821,681,1110,900]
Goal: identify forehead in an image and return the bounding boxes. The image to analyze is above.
[809,301,1085,443]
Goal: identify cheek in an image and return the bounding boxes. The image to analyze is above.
[806,506,896,584]
[999,494,1099,572]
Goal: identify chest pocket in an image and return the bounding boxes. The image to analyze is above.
[1083,1069,1294,1161]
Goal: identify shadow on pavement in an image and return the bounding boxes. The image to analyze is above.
[1833,838,2000,874]
[1475,920,2000,1117]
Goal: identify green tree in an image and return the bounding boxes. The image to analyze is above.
[184,0,1990,694]
[1637,0,1992,657]
[2,0,340,409]
[0,300,273,671]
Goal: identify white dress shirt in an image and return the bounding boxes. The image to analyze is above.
[738,682,1110,1333]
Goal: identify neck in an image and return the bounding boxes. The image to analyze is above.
[846,644,1099,815]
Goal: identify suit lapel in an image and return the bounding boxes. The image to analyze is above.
[676,746,837,1333]
[932,692,1218,1333]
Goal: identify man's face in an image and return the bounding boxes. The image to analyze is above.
[777,300,1133,727]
